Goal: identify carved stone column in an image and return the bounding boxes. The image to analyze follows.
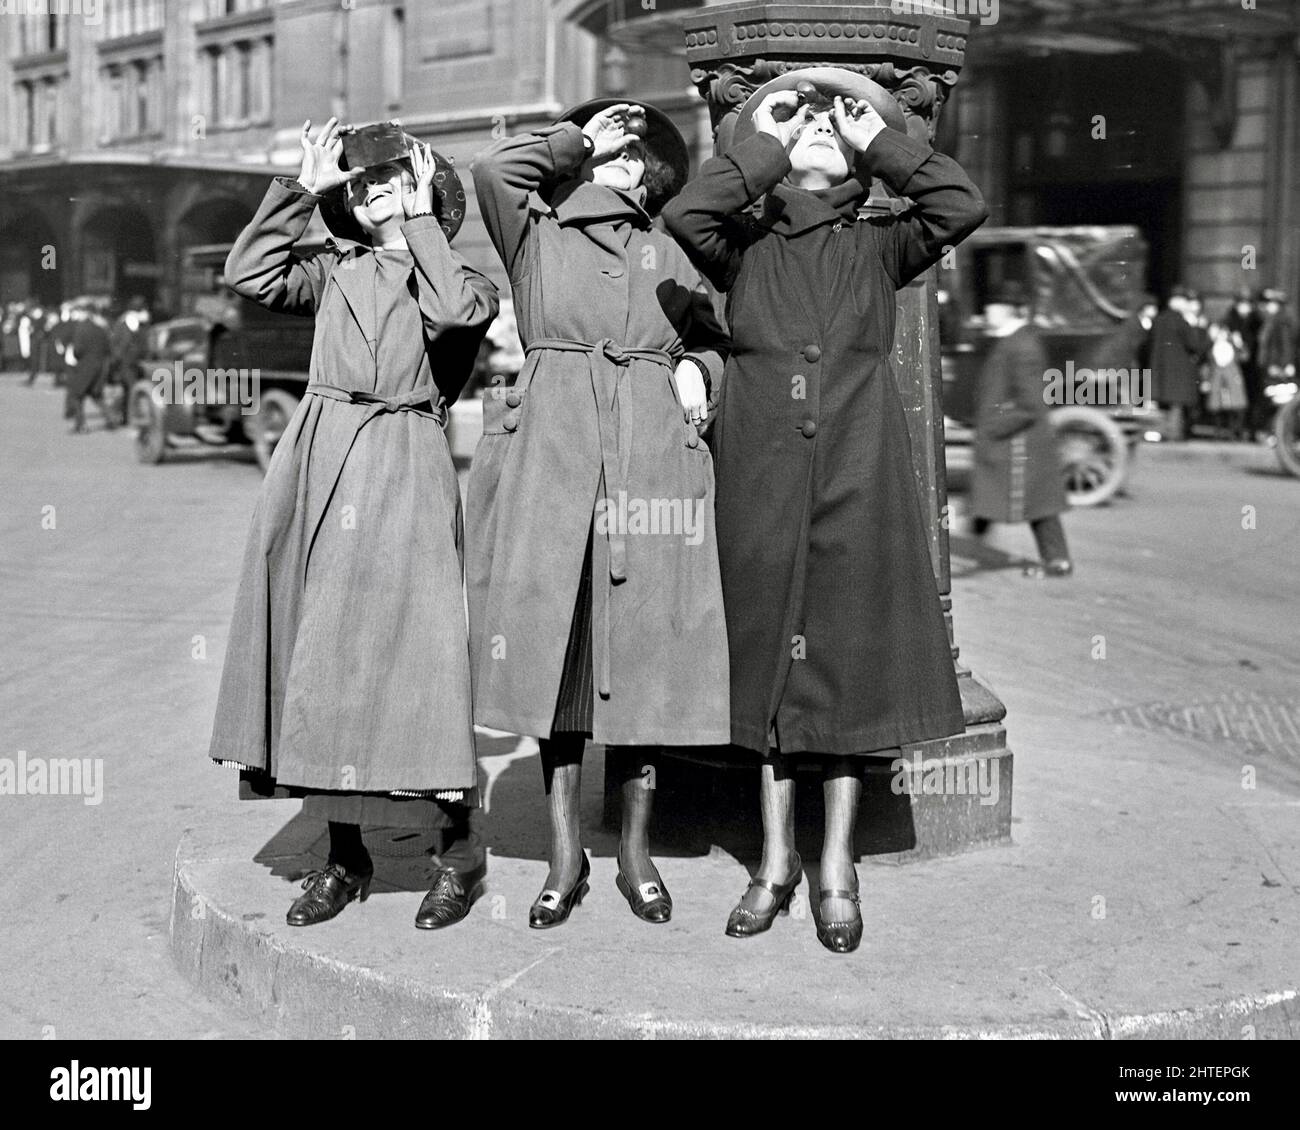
[604,4,1012,860]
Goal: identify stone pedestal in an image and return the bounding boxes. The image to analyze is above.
[603,3,1011,860]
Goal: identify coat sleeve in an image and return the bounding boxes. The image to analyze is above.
[986,331,1047,441]
[470,123,588,283]
[661,133,790,293]
[223,178,334,315]
[680,276,730,401]
[861,129,988,289]
[400,215,501,403]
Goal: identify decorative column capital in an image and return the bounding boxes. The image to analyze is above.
[682,3,970,147]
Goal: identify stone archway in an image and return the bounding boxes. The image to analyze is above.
[0,209,61,307]
[78,204,158,309]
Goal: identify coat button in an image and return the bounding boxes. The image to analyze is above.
[685,431,699,449]
[800,419,817,438]
[802,344,821,362]
[504,412,520,432]
[505,390,522,408]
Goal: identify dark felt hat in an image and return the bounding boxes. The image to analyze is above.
[554,98,690,216]
[988,280,1031,308]
[318,122,466,245]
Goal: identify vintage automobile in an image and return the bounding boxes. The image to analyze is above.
[130,242,485,469]
[129,244,315,469]
[940,225,1158,507]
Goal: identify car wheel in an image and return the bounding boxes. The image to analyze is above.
[1274,397,1300,479]
[251,388,300,473]
[1051,406,1128,507]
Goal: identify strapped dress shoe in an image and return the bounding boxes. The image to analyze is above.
[815,887,863,954]
[415,862,486,930]
[725,854,802,938]
[286,860,373,927]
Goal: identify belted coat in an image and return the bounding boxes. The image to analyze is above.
[466,123,732,745]
[662,129,987,756]
[208,178,498,796]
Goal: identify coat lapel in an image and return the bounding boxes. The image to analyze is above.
[327,247,377,359]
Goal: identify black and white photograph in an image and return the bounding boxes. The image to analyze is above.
[0,0,1296,1093]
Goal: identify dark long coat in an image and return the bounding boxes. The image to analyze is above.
[662,129,986,756]
[208,179,498,796]
[65,317,111,398]
[466,123,732,745]
[1150,308,1205,407]
[972,325,1068,524]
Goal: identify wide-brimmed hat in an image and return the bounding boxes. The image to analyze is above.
[318,122,466,245]
[554,98,690,216]
[730,67,907,158]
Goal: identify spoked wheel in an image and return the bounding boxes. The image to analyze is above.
[251,389,300,473]
[130,379,167,464]
[1051,406,1128,507]
[1273,397,1300,479]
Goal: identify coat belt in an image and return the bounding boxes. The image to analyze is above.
[523,337,673,698]
[306,381,446,426]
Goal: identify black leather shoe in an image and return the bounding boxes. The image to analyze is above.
[529,853,590,929]
[816,886,863,954]
[286,861,373,927]
[415,863,485,930]
[615,850,672,923]
[725,854,802,938]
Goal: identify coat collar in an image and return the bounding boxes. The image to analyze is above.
[758,177,867,237]
[547,178,651,229]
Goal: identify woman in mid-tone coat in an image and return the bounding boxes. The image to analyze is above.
[209,118,499,931]
[468,100,730,929]
[664,70,986,952]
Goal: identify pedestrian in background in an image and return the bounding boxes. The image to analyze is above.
[970,281,1072,578]
[1225,288,1263,436]
[1204,322,1248,440]
[1150,286,1206,441]
[107,296,150,425]
[1256,288,1297,436]
[209,118,499,931]
[62,302,114,434]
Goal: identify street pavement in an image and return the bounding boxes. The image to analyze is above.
[1,374,1297,1037]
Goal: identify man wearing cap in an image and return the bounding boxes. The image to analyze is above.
[1256,288,1297,420]
[663,70,987,953]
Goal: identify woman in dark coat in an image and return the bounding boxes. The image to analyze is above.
[468,101,730,928]
[970,282,1072,576]
[209,119,499,930]
[663,71,986,953]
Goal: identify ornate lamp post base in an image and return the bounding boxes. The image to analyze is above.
[602,3,1012,861]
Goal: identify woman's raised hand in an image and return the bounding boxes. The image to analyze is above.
[831,96,888,154]
[297,118,363,196]
[405,142,438,219]
[582,104,639,160]
[752,91,808,146]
